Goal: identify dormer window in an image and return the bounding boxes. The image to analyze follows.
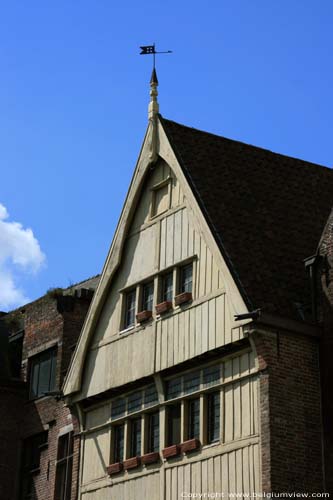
[151,179,171,218]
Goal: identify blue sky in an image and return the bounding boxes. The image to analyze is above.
[1,1,332,310]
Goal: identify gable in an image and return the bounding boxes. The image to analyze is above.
[63,119,249,399]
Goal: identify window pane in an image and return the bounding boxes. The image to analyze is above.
[111,398,126,420]
[180,264,193,293]
[30,361,39,399]
[166,377,182,400]
[124,290,136,328]
[142,282,154,311]
[207,392,220,443]
[203,365,221,388]
[188,399,200,439]
[113,424,124,463]
[144,384,158,408]
[168,404,181,445]
[184,371,200,394]
[29,348,57,399]
[38,355,52,396]
[130,418,142,457]
[148,412,160,453]
[57,434,69,460]
[128,392,142,414]
[54,461,66,500]
[162,273,173,302]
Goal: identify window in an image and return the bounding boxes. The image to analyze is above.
[180,264,193,293]
[141,282,154,311]
[188,399,200,439]
[162,272,173,302]
[21,432,48,499]
[113,424,125,463]
[167,404,181,445]
[144,384,159,408]
[29,348,57,399]
[130,418,142,457]
[151,182,170,217]
[54,432,73,500]
[128,392,142,414]
[147,412,159,453]
[111,398,126,420]
[184,371,200,394]
[207,392,220,443]
[124,290,136,329]
[166,377,182,400]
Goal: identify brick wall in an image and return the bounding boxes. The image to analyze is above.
[253,329,323,492]
[1,290,92,500]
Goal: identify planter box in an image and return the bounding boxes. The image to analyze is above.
[155,301,172,315]
[123,456,141,470]
[174,292,192,306]
[136,310,152,323]
[180,438,200,454]
[107,462,123,475]
[141,451,160,465]
[162,444,180,459]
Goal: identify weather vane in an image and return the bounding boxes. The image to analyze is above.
[140,43,172,69]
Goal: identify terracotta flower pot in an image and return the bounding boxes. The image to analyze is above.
[136,310,152,323]
[155,301,172,314]
[180,438,200,454]
[141,451,160,465]
[162,444,180,459]
[174,292,192,306]
[123,456,141,470]
[107,462,123,475]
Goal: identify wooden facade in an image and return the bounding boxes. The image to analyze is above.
[64,119,260,498]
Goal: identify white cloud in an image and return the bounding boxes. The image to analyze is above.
[0,203,46,310]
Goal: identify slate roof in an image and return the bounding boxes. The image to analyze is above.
[160,116,333,320]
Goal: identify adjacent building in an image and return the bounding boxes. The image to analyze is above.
[62,71,333,498]
[0,276,99,500]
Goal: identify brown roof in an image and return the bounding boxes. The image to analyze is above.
[160,116,333,320]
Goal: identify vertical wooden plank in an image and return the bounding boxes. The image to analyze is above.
[241,378,251,437]
[249,349,256,372]
[215,294,224,347]
[221,452,229,496]
[253,377,259,435]
[201,459,208,494]
[224,385,234,442]
[173,313,179,366]
[189,307,196,359]
[178,310,185,363]
[249,444,255,497]
[214,455,221,493]
[208,457,214,493]
[224,295,232,345]
[224,359,233,383]
[195,304,202,355]
[184,464,191,498]
[160,217,166,269]
[232,326,241,342]
[206,248,213,295]
[201,301,209,353]
[208,298,216,350]
[194,231,201,297]
[165,468,172,500]
[253,444,260,494]
[228,451,236,495]
[199,239,207,297]
[184,309,190,361]
[240,352,250,375]
[178,465,184,500]
[233,381,242,439]
[171,466,178,500]
[181,209,189,260]
[232,356,240,380]
[242,446,250,495]
[236,448,243,493]
[188,226,194,257]
[155,320,161,372]
[174,209,182,263]
[161,319,168,370]
[166,214,175,267]
[167,317,174,368]
[211,257,219,291]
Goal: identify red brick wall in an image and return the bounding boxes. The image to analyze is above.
[253,329,323,492]
[2,292,92,500]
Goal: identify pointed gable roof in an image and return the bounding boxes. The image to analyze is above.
[160,117,333,320]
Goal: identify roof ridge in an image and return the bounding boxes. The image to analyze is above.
[160,116,332,173]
